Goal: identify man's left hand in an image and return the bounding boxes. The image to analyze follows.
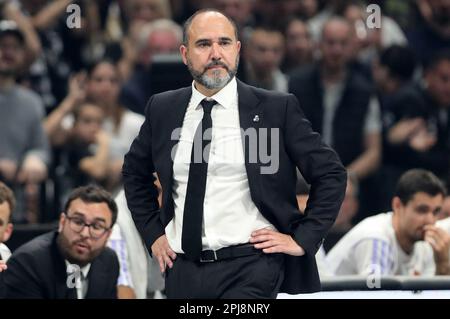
[424,225,450,275]
[250,228,305,256]
[0,260,7,272]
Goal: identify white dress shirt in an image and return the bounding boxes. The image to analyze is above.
[166,77,275,253]
[326,212,435,276]
[0,243,11,261]
[65,260,91,299]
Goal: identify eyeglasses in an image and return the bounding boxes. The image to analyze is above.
[64,213,110,239]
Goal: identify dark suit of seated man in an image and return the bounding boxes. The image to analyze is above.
[4,185,120,299]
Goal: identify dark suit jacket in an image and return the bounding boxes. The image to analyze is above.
[3,231,119,299]
[123,79,347,294]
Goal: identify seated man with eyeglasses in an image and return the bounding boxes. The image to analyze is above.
[3,185,120,299]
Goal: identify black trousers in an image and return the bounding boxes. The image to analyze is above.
[165,252,285,299]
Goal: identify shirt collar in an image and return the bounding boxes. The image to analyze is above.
[65,260,91,279]
[190,77,237,110]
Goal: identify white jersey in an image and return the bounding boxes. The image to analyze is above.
[326,212,435,276]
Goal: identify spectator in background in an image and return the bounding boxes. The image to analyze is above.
[18,0,94,112]
[213,0,255,39]
[282,18,314,74]
[46,60,144,193]
[342,0,407,67]
[381,50,450,200]
[4,185,119,299]
[298,0,320,21]
[307,0,348,42]
[327,169,450,276]
[55,102,111,205]
[253,0,307,30]
[373,45,418,113]
[120,19,183,114]
[116,0,173,80]
[372,45,419,210]
[0,0,41,68]
[289,18,382,220]
[85,60,144,191]
[242,25,288,92]
[407,0,450,66]
[0,21,49,223]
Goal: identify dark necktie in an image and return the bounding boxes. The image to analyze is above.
[182,98,216,260]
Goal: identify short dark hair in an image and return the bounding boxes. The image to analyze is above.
[182,9,239,46]
[394,169,446,205]
[64,185,118,227]
[0,181,15,221]
[424,49,450,71]
[73,102,103,122]
[86,58,118,78]
[379,45,416,82]
[0,20,25,45]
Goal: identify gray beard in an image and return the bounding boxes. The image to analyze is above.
[187,55,239,90]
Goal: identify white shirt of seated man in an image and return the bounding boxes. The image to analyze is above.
[327,188,449,276]
[327,212,436,276]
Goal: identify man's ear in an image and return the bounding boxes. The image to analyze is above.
[180,45,188,65]
[2,223,13,242]
[392,196,403,214]
[58,212,65,232]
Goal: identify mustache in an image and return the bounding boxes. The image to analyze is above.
[73,239,91,249]
[204,61,229,71]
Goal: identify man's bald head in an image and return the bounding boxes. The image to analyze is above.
[321,17,352,42]
[182,9,239,46]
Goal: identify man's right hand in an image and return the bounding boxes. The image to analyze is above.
[0,260,7,272]
[151,235,177,273]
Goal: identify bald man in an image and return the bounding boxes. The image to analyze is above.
[123,9,346,298]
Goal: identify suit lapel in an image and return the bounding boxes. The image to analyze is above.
[236,79,263,208]
[50,233,77,299]
[84,258,106,299]
[161,87,192,224]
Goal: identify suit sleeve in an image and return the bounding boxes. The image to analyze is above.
[122,96,165,251]
[283,94,347,256]
[108,250,120,299]
[4,252,45,298]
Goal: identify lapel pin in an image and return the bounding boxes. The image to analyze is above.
[253,115,260,123]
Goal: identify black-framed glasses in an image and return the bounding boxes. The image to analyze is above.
[64,213,110,239]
